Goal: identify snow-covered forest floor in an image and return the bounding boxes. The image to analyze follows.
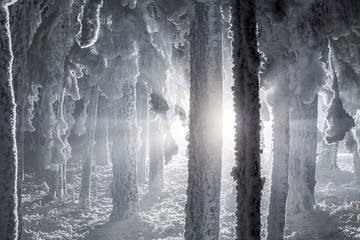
[22,129,360,240]
[284,150,360,240]
[22,122,236,240]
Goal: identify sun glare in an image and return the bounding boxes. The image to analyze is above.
[223,107,236,140]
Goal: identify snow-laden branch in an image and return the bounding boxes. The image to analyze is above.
[324,41,355,144]
[76,0,103,48]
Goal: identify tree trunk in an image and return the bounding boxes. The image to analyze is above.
[353,150,360,183]
[109,80,139,221]
[136,78,148,184]
[0,5,21,239]
[350,130,360,183]
[266,101,290,240]
[56,163,67,200]
[79,86,99,209]
[94,95,110,166]
[231,1,262,239]
[184,1,223,239]
[287,96,318,215]
[329,142,339,169]
[149,117,164,193]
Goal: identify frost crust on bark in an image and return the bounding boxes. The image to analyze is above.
[184,1,223,239]
[287,97,318,215]
[231,1,262,239]
[109,80,139,221]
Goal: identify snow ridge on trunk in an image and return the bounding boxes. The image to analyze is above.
[231,0,262,239]
[0,4,19,240]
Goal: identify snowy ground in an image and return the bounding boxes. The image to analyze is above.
[23,151,236,239]
[284,151,360,240]
[22,120,236,240]
[22,123,360,239]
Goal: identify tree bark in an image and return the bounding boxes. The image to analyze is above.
[184,1,223,239]
[94,95,110,166]
[266,100,290,240]
[353,150,360,183]
[287,96,318,215]
[79,86,99,209]
[149,117,164,193]
[109,80,139,221]
[350,130,360,183]
[136,78,148,184]
[231,1,262,239]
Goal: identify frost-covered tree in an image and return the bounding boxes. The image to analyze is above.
[148,93,168,193]
[94,2,142,220]
[287,96,318,214]
[108,77,139,220]
[344,132,360,183]
[286,0,325,217]
[258,0,326,238]
[94,95,110,166]
[136,78,148,184]
[231,0,262,239]
[149,117,164,192]
[318,87,340,170]
[184,1,223,239]
[79,86,99,209]
[0,2,20,239]
[323,45,354,145]
[21,0,83,200]
[257,1,291,238]
[322,0,360,184]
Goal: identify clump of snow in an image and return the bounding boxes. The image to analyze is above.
[149,93,169,114]
[77,0,103,48]
[324,96,355,144]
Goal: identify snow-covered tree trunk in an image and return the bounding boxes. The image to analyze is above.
[184,1,223,239]
[58,163,66,199]
[163,115,178,165]
[354,151,360,183]
[79,86,99,209]
[266,100,290,240]
[0,4,20,239]
[351,128,360,183]
[345,132,360,183]
[94,95,110,166]
[149,117,164,193]
[136,78,148,184]
[109,80,139,221]
[231,0,262,239]
[287,97,318,215]
[329,142,339,169]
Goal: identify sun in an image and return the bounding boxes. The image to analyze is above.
[223,107,236,144]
